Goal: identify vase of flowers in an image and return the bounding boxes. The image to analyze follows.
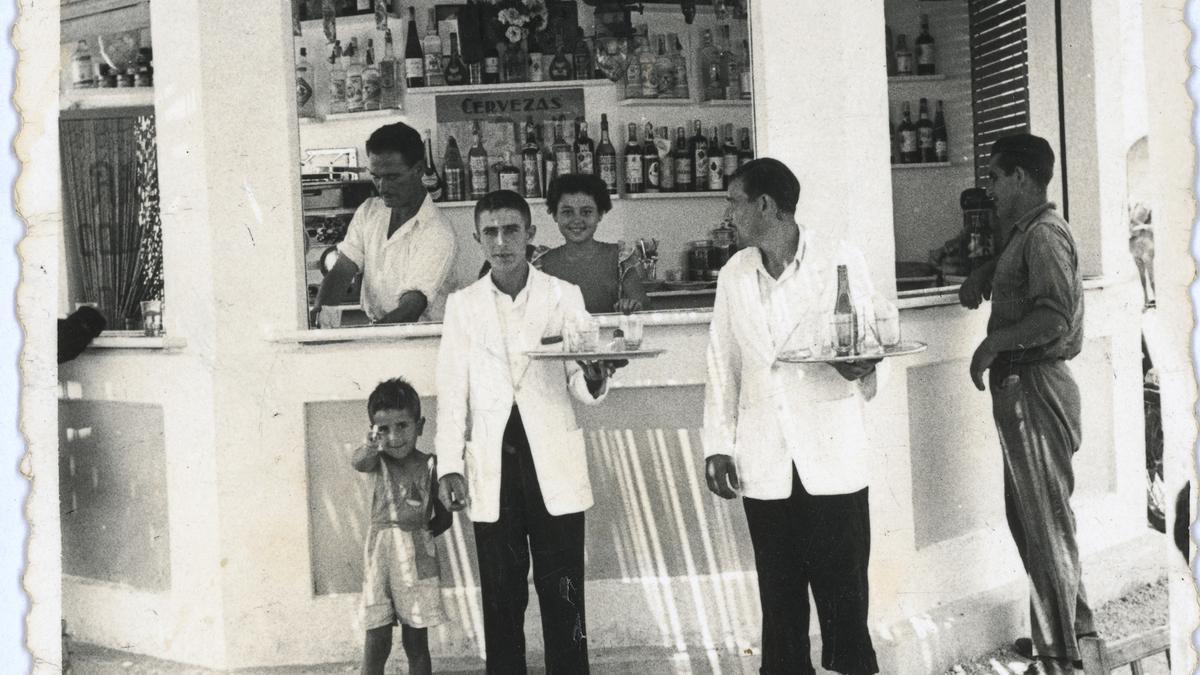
[486,0,550,44]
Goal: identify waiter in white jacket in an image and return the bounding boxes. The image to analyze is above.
[704,158,884,675]
[435,189,622,674]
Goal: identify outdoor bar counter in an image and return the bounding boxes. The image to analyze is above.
[29,0,1179,672]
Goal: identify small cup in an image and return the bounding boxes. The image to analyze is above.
[572,314,600,352]
[875,302,901,347]
[618,314,644,350]
[139,300,163,337]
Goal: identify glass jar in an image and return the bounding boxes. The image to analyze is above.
[687,240,713,281]
[710,222,736,272]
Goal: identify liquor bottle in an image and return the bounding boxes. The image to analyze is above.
[529,38,546,82]
[885,25,896,76]
[916,14,936,76]
[653,35,676,97]
[296,47,316,118]
[363,40,381,111]
[405,7,426,88]
[624,123,644,194]
[379,28,398,109]
[737,127,754,167]
[444,33,468,86]
[916,97,935,163]
[498,151,521,192]
[670,33,690,100]
[442,136,467,201]
[624,33,644,98]
[894,33,913,76]
[933,99,949,163]
[549,30,573,80]
[467,49,483,85]
[70,40,95,88]
[739,39,752,99]
[329,41,348,114]
[719,25,737,100]
[698,29,722,101]
[423,8,444,86]
[657,125,675,191]
[642,123,660,192]
[597,114,619,194]
[523,116,547,196]
[691,120,708,191]
[574,118,595,175]
[483,44,501,84]
[573,28,592,80]
[898,102,918,164]
[468,123,489,198]
[722,124,739,185]
[673,127,694,192]
[345,38,364,113]
[504,39,528,82]
[639,33,658,98]
[553,117,574,178]
[833,264,858,357]
[707,127,725,191]
[422,129,444,201]
[538,123,554,191]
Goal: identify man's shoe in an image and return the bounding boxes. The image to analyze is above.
[1013,637,1088,670]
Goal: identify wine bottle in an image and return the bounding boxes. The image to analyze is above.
[691,120,708,191]
[738,127,754,167]
[483,44,501,84]
[833,264,858,357]
[521,117,542,198]
[597,114,618,194]
[444,33,468,86]
[739,39,752,99]
[573,28,592,80]
[422,129,444,201]
[707,127,725,191]
[894,33,913,76]
[549,30,573,80]
[538,123,554,192]
[933,100,949,163]
[673,127,693,192]
[70,40,95,89]
[722,124,739,185]
[553,116,574,178]
[345,38,364,113]
[719,24,737,100]
[624,33,644,98]
[574,119,595,175]
[379,28,398,109]
[528,38,546,83]
[639,32,658,98]
[642,122,660,193]
[423,8,444,86]
[658,125,676,191]
[405,7,426,88]
[671,34,690,100]
[699,29,722,101]
[917,97,935,163]
[624,123,644,194]
[654,35,676,97]
[329,41,348,114]
[363,40,381,111]
[916,14,936,76]
[442,136,466,201]
[498,151,521,192]
[898,102,918,164]
[468,123,489,198]
[296,47,316,118]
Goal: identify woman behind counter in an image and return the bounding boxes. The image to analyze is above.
[539,174,651,314]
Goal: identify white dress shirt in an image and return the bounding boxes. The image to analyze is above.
[489,275,531,384]
[336,195,458,322]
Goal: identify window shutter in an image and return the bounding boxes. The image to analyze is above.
[969,0,1030,186]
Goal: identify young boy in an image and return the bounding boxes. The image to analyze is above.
[352,377,451,675]
[435,190,623,673]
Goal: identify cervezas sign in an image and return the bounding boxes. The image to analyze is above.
[435,87,585,125]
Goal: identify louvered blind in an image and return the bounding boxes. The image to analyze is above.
[969,0,1030,186]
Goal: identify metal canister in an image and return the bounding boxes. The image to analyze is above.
[687,240,713,281]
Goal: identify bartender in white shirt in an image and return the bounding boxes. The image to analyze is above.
[703,158,884,675]
[309,122,458,326]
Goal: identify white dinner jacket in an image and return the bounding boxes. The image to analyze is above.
[703,233,886,499]
[435,266,606,523]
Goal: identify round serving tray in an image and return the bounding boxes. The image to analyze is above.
[777,341,927,364]
[526,348,666,361]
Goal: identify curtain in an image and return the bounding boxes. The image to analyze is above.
[134,114,163,303]
[60,110,158,327]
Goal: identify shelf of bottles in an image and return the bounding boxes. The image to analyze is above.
[64,38,155,110]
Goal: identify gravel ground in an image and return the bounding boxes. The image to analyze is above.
[944,577,1170,674]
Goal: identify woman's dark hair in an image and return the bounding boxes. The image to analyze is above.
[730,158,800,215]
[989,133,1055,190]
[474,189,532,230]
[364,122,424,168]
[367,377,422,420]
[545,173,612,216]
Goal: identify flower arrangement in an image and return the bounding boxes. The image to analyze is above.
[486,0,550,44]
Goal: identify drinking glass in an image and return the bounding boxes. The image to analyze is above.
[618,314,644,350]
[573,314,600,352]
[139,300,162,337]
[874,299,901,347]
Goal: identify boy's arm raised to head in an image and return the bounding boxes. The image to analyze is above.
[351,443,381,472]
[434,292,470,476]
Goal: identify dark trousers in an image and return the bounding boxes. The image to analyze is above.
[742,468,878,675]
[473,406,589,675]
[992,362,1095,662]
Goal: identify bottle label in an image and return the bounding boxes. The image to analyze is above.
[576,150,593,174]
[675,158,693,187]
[599,156,618,191]
[918,44,935,66]
[694,149,708,184]
[896,54,913,74]
[555,149,574,174]
[529,55,544,82]
[363,72,381,109]
[424,54,443,76]
[918,127,934,149]
[707,157,724,190]
[405,57,424,81]
[900,130,917,153]
[329,77,346,103]
[645,156,660,190]
[723,154,739,177]
[485,57,499,75]
[739,70,752,98]
[296,75,314,108]
[935,140,948,158]
[655,66,676,96]
[660,157,675,189]
[469,156,488,194]
[641,62,657,97]
[346,74,364,110]
[72,58,94,86]
[625,154,643,188]
[574,56,590,77]
[499,171,520,192]
[549,58,571,80]
[444,169,464,201]
[522,157,539,195]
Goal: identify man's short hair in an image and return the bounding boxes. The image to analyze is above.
[474,189,532,230]
[545,173,613,215]
[367,377,422,421]
[365,122,424,167]
[990,134,1055,189]
[730,158,800,216]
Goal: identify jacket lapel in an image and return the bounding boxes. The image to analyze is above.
[514,267,553,384]
[473,278,507,362]
[736,255,777,363]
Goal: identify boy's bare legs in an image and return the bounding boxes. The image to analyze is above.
[402,625,431,675]
[362,625,392,675]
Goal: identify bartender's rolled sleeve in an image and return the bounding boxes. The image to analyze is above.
[404,223,458,304]
[336,208,367,268]
[1024,222,1078,325]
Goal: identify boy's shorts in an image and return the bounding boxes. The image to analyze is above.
[362,527,447,630]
